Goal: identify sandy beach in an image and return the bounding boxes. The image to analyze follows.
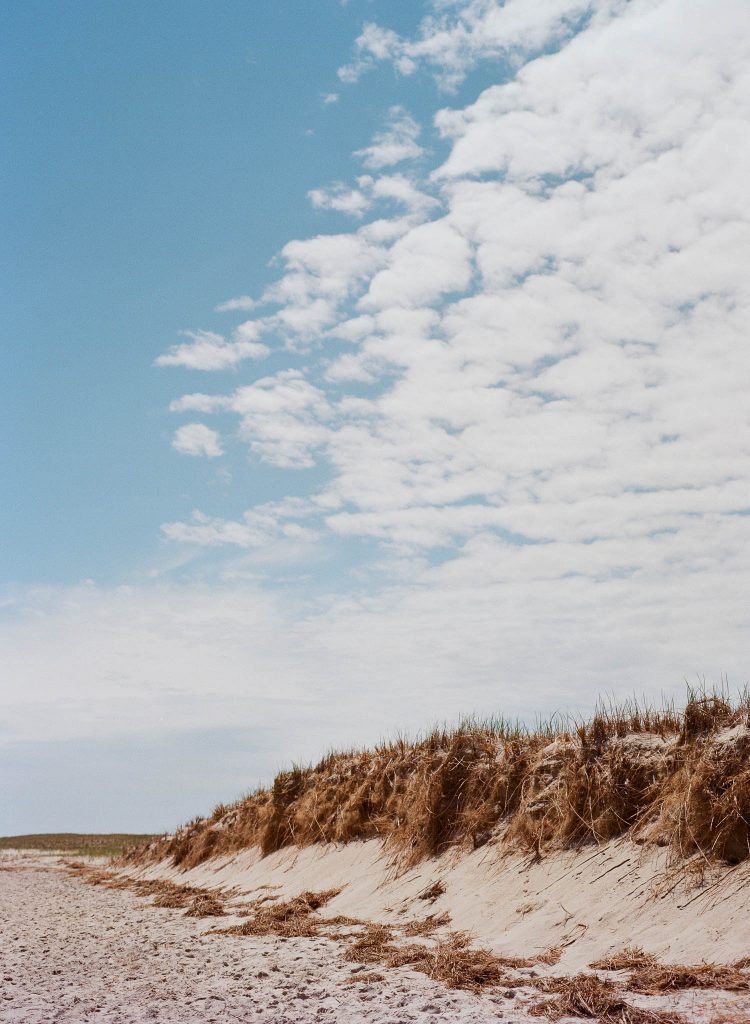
[3,850,750,1023]
[0,852,522,1023]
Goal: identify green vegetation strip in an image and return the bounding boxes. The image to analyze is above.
[0,833,157,857]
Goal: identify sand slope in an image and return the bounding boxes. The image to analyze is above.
[128,836,750,972]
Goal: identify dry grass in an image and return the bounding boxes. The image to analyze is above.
[342,925,568,992]
[65,860,748,1011]
[403,933,513,992]
[591,950,750,994]
[184,894,226,917]
[64,863,227,916]
[529,974,685,1022]
[344,924,397,964]
[417,879,446,901]
[342,921,564,986]
[591,948,659,971]
[216,888,343,939]
[152,883,201,908]
[626,962,750,993]
[376,931,513,992]
[340,972,386,985]
[402,912,452,936]
[123,690,750,873]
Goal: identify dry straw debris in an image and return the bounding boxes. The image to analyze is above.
[122,691,750,873]
[626,962,750,994]
[342,925,564,993]
[64,863,227,916]
[402,912,452,936]
[529,974,685,1022]
[66,859,750,1010]
[591,948,659,971]
[417,879,446,901]
[216,888,344,939]
[340,972,386,985]
[345,928,514,992]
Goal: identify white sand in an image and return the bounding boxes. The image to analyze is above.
[2,845,749,1022]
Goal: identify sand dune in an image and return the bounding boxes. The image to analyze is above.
[5,699,750,1021]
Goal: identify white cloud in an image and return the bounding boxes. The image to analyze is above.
[155,328,269,371]
[308,182,371,218]
[172,423,224,458]
[361,217,472,309]
[367,174,439,215]
[322,91,340,105]
[162,497,323,550]
[309,173,438,219]
[338,0,605,90]
[163,0,750,631]
[171,370,333,469]
[215,295,259,313]
[353,107,425,169]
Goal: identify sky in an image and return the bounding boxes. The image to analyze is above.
[2,0,749,834]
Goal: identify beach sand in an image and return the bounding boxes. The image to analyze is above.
[0,852,529,1023]
[2,849,749,1023]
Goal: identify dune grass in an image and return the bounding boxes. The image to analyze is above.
[125,688,750,872]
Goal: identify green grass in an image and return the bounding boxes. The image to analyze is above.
[0,833,157,857]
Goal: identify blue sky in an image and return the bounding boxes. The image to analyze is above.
[2,0,749,833]
[3,0,441,585]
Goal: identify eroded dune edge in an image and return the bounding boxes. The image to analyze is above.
[127,695,750,872]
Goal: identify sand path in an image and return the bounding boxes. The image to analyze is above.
[0,854,517,1023]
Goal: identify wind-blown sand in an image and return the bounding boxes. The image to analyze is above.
[3,847,749,1022]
